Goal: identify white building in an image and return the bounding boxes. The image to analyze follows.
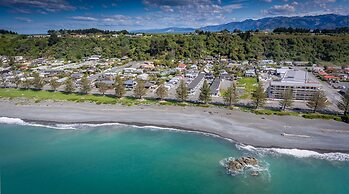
[268,69,322,100]
[245,69,256,77]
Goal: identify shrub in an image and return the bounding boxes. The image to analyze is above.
[177,103,187,107]
[199,104,210,108]
[341,115,349,123]
[302,113,341,121]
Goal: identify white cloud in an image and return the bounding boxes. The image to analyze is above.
[70,16,98,21]
[140,0,243,27]
[15,17,32,23]
[262,2,299,15]
[0,0,76,13]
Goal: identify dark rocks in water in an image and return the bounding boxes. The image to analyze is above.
[250,171,259,176]
[224,156,259,173]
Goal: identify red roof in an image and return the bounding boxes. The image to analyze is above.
[178,64,187,68]
[319,71,327,75]
[324,75,339,79]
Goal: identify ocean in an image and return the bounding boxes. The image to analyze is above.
[0,117,349,194]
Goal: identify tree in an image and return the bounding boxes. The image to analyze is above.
[156,83,168,100]
[22,76,31,89]
[9,57,14,67]
[14,76,21,88]
[337,89,349,115]
[80,75,91,94]
[97,82,109,95]
[176,79,188,102]
[306,90,328,113]
[48,33,60,46]
[50,79,60,91]
[32,72,44,89]
[279,88,294,111]
[0,74,5,87]
[252,83,266,108]
[64,78,74,93]
[222,82,238,106]
[199,80,211,104]
[114,76,125,98]
[133,79,147,99]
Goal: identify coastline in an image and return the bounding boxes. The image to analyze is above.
[1,98,349,153]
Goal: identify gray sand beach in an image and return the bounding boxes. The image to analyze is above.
[0,99,348,152]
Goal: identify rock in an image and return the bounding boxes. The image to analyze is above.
[250,171,259,176]
[224,156,259,173]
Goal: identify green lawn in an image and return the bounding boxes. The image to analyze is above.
[0,88,158,106]
[237,77,258,99]
[0,88,201,107]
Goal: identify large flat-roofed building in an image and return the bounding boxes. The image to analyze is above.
[268,69,322,100]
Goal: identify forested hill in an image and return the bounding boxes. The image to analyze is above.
[200,14,349,32]
[0,32,348,65]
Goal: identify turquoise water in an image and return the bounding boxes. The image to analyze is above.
[0,122,349,194]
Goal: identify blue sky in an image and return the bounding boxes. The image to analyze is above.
[0,0,348,34]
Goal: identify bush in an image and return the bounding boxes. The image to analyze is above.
[302,113,341,121]
[159,101,172,106]
[274,111,297,116]
[199,104,210,108]
[253,109,274,115]
[253,109,299,116]
[341,115,349,123]
[177,103,187,107]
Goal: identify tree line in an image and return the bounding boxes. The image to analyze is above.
[3,73,348,116]
[0,29,17,35]
[273,27,349,34]
[48,28,129,35]
[1,32,348,65]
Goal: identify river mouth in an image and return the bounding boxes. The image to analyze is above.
[1,117,349,194]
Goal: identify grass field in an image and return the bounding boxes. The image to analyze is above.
[237,77,258,99]
[0,88,159,106]
[0,88,200,107]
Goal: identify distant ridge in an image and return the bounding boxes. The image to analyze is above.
[133,14,349,33]
[200,14,349,32]
[132,27,195,34]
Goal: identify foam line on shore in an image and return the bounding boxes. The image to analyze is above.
[0,117,126,130]
[237,144,349,161]
[1,116,349,162]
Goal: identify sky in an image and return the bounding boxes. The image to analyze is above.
[0,0,348,34]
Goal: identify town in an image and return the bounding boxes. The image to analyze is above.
[1,54,348,118]
[1,1,349,193]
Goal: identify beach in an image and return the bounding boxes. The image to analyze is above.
[0,98,348,152]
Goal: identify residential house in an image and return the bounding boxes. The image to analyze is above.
[188,73,205,94]
[245,69,256,77]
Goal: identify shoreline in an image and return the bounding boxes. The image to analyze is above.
[21,119,349,154]
[1,99,349,153]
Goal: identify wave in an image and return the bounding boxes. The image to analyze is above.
[237,144,349,162]
[1,116,349,162]
[0,117,125,130]
[0,117,67,129]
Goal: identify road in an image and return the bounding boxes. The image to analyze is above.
[306,71,342,111]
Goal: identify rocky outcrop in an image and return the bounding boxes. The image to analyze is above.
[222,156,259,175]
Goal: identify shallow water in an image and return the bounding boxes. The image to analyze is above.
[0,121,349,194]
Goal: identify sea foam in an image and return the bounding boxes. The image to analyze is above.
[237,144,349,162]
[1,116,349,162]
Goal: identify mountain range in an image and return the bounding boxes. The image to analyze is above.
[132,14,349,33]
